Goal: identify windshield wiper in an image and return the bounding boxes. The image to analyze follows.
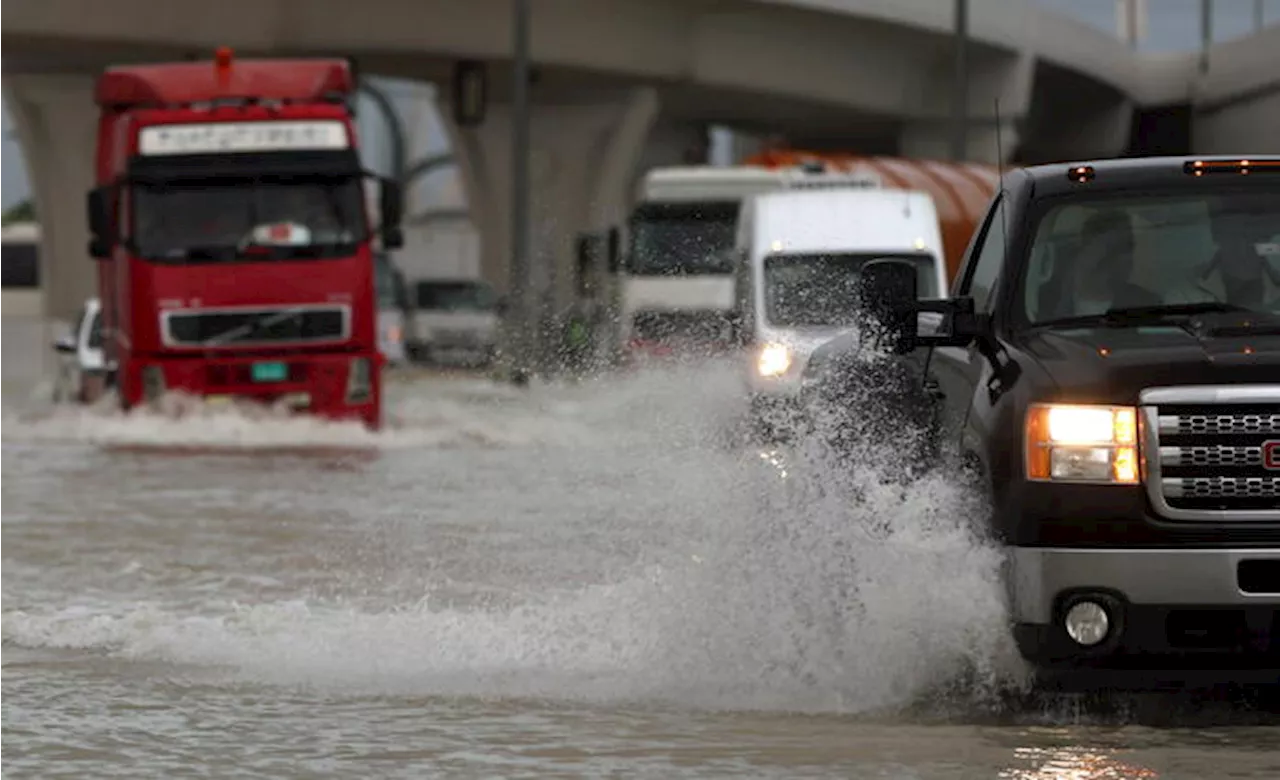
[202,308,304,347]
[1032,302,1257,330]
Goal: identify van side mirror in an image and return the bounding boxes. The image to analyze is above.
[86,186,115,259]
[857,259,919,354]
[379,177,404,249]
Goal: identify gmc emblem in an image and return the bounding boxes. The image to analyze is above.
[1265,440,1280,471]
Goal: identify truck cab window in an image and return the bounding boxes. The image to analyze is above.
[131,177,368,261]
[960,196,1007,313]
[627,201,739,276]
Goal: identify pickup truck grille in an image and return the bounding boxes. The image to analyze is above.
[163,306,349,347]
[1142,387,1280,521]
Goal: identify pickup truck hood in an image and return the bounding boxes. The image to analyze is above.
[1019,318,1280,403]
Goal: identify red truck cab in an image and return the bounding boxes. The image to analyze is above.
[84,49,402,429]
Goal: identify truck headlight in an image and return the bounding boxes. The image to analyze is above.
[1025,403,1139,484]
[757,343,792,377]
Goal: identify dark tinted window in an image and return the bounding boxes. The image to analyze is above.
[627,201,739,276]
[2,242,40,288]
[88,308,104,349]
[416,281,497,311]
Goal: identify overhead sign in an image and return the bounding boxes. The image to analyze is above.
[138,121,350,156]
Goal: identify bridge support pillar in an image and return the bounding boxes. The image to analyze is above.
[4,75,100,323]
[439,86,661,369]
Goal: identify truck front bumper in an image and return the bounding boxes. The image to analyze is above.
[125,352,383,428]
[1009,546,1280,671]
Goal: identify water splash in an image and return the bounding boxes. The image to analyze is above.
[3,357,1025,715]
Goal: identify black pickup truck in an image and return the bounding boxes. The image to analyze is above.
[801,156,1280,681]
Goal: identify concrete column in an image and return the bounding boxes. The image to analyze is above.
[4,75,100,323]
[438,86,660,315]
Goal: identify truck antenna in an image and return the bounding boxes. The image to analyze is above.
[994,98,1011,258]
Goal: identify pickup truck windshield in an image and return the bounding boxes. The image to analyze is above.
[1025,188,1279,325]
[765,252,938,328]
[627,201,738,276]
[131,178,368,262]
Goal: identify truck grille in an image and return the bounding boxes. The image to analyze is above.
[163,306,349,347]
[1142,387,1280,521]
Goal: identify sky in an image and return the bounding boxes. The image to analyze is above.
[4,0,1279,212]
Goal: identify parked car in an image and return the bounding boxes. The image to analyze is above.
[52,298,113,404]
[408,279,501,366]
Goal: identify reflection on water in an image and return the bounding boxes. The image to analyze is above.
[1002,747,1160,780]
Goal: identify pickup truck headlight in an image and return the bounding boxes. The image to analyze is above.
[757,343,792,377]
[1026,403,1139,484]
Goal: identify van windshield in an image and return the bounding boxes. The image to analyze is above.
[764,252,938,328]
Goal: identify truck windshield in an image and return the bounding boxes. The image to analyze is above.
[627,201,738,276]
[764,252,938,328]
[1025,188,1280,324]
[131,178,368,261]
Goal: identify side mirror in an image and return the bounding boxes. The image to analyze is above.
[916,296,982,348]
[379,178,404,248]
[857,258,919,354]
[86,186,115,259]
[54,336,77,354]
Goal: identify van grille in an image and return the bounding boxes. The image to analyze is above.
[1143,390,1280,521]
[164,306,348,347]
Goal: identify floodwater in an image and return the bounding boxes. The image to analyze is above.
[3,362,1278,779]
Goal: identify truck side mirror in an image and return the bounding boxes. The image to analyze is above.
[379,177,404,249]
[86,186,115,259]
[857,258,919,354]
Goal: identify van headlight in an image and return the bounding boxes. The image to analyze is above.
[1025,404,1139,484]
[757,343,792,377]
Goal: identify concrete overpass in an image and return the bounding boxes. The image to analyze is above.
[3,0,1277,324]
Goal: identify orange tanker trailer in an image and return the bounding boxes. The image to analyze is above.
[742,149,1000,287]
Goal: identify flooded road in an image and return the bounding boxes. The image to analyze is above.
[3,363,1278,778]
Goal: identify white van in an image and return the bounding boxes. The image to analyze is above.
[733,188,948,419]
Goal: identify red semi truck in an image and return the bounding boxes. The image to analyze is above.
[84,48,402,429]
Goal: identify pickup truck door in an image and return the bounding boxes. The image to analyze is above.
[925,195,1008,462]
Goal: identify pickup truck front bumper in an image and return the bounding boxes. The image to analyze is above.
[1009,546,1280,671]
